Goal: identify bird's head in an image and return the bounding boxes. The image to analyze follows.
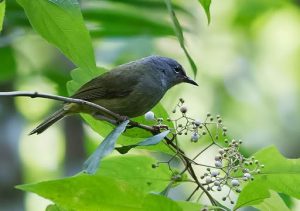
[147,55,198,88]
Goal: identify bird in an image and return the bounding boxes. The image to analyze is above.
[29,55,198,135]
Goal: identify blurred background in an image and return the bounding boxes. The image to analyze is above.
[1,0,300,210]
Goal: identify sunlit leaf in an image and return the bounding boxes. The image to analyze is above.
[83,120,129,174]
[96,155,173,193]
[0,0,5,31]
[116,130,170,154]
[235,146,300,210]
[16,0,96,71]
[16,156,183,211]
[198,0,211,24]
[254,190,290,211]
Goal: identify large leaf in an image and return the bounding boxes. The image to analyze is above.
[235,146,300,210]
[17,156,183,210]
[116,130,170,154]
[96,155,173,193]
[0,0,5,31]
[67,67,174,154]
[16,0,96,71]
[83,120,129,174]
[254,190,290,211]
[198,0,211,24]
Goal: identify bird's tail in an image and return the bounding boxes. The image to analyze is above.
[29,108,67,135]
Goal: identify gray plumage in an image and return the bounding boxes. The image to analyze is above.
[30,55,198,135]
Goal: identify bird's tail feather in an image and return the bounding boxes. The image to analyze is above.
[29,108,67,135]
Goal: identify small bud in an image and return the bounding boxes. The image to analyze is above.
[216,114,221,119]
[214,181,220,186]
[178,124,183,127]
[260,164,265,168]
[194,119,201,126]
[207,113,211,117]
[231,179,240,187]
[210,117,214,121]
[180,106,187,113]
[236,188,241,193]
[151,164,158,168]
[206,177,212,183]
[191,133,199,142]
[222,197,226,201]
[179,98,184,103]
[157,117,163,122]
[144,111,155,121]
[218,119,222,123]
[242,177,248,181]
[222,127,227,132]
[217,186,222,191]
[218,149,225,155]
[215,161,222,168]
[244,173,251,179]
[215,155,222,161]
[202,131,207,135]
[256,169,261,174]
[172,109,176,113]
[211,170,219,177]
[230,201,234,204]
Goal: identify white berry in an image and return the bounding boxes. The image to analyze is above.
[191,133,199,142]
[144,111,155,121]
[180,106,187,113]
[231,179,240,187]
[215,161,222,168]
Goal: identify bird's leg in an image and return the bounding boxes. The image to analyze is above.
[93,113,117,125]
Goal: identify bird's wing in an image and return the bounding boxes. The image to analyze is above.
[71,64,142,101]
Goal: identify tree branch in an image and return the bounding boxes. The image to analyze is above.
[0,91,155,132]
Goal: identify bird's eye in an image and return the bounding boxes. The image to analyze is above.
[174,66,181,73]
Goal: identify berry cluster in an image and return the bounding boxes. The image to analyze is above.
[200,139,264,203]
[144,98,263,205]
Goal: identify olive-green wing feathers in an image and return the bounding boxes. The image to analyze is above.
[71,64,143,101]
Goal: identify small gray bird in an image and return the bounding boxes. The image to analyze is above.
[30,55,198,135]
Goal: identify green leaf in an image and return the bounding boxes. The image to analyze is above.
[0,46,16,82]
[116,130,170,154]
[97,155,173,193]
[254,190,290,211]
[83,120,129,174]
[0,0,5,32]
[176,201,202,211]
[67,67,174,154]
[17,169,181,211]
[235,146,300,210]
[198,0,211,24]
[16,0,96,71]
[83,7,175,37]
[164,0,197,77]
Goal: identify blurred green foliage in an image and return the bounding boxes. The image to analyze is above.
[1,0,300,210]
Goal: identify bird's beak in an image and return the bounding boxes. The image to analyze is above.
[184,76,198,86]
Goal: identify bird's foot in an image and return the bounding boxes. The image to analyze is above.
[117,115,129,124]
[152,125,169,133]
